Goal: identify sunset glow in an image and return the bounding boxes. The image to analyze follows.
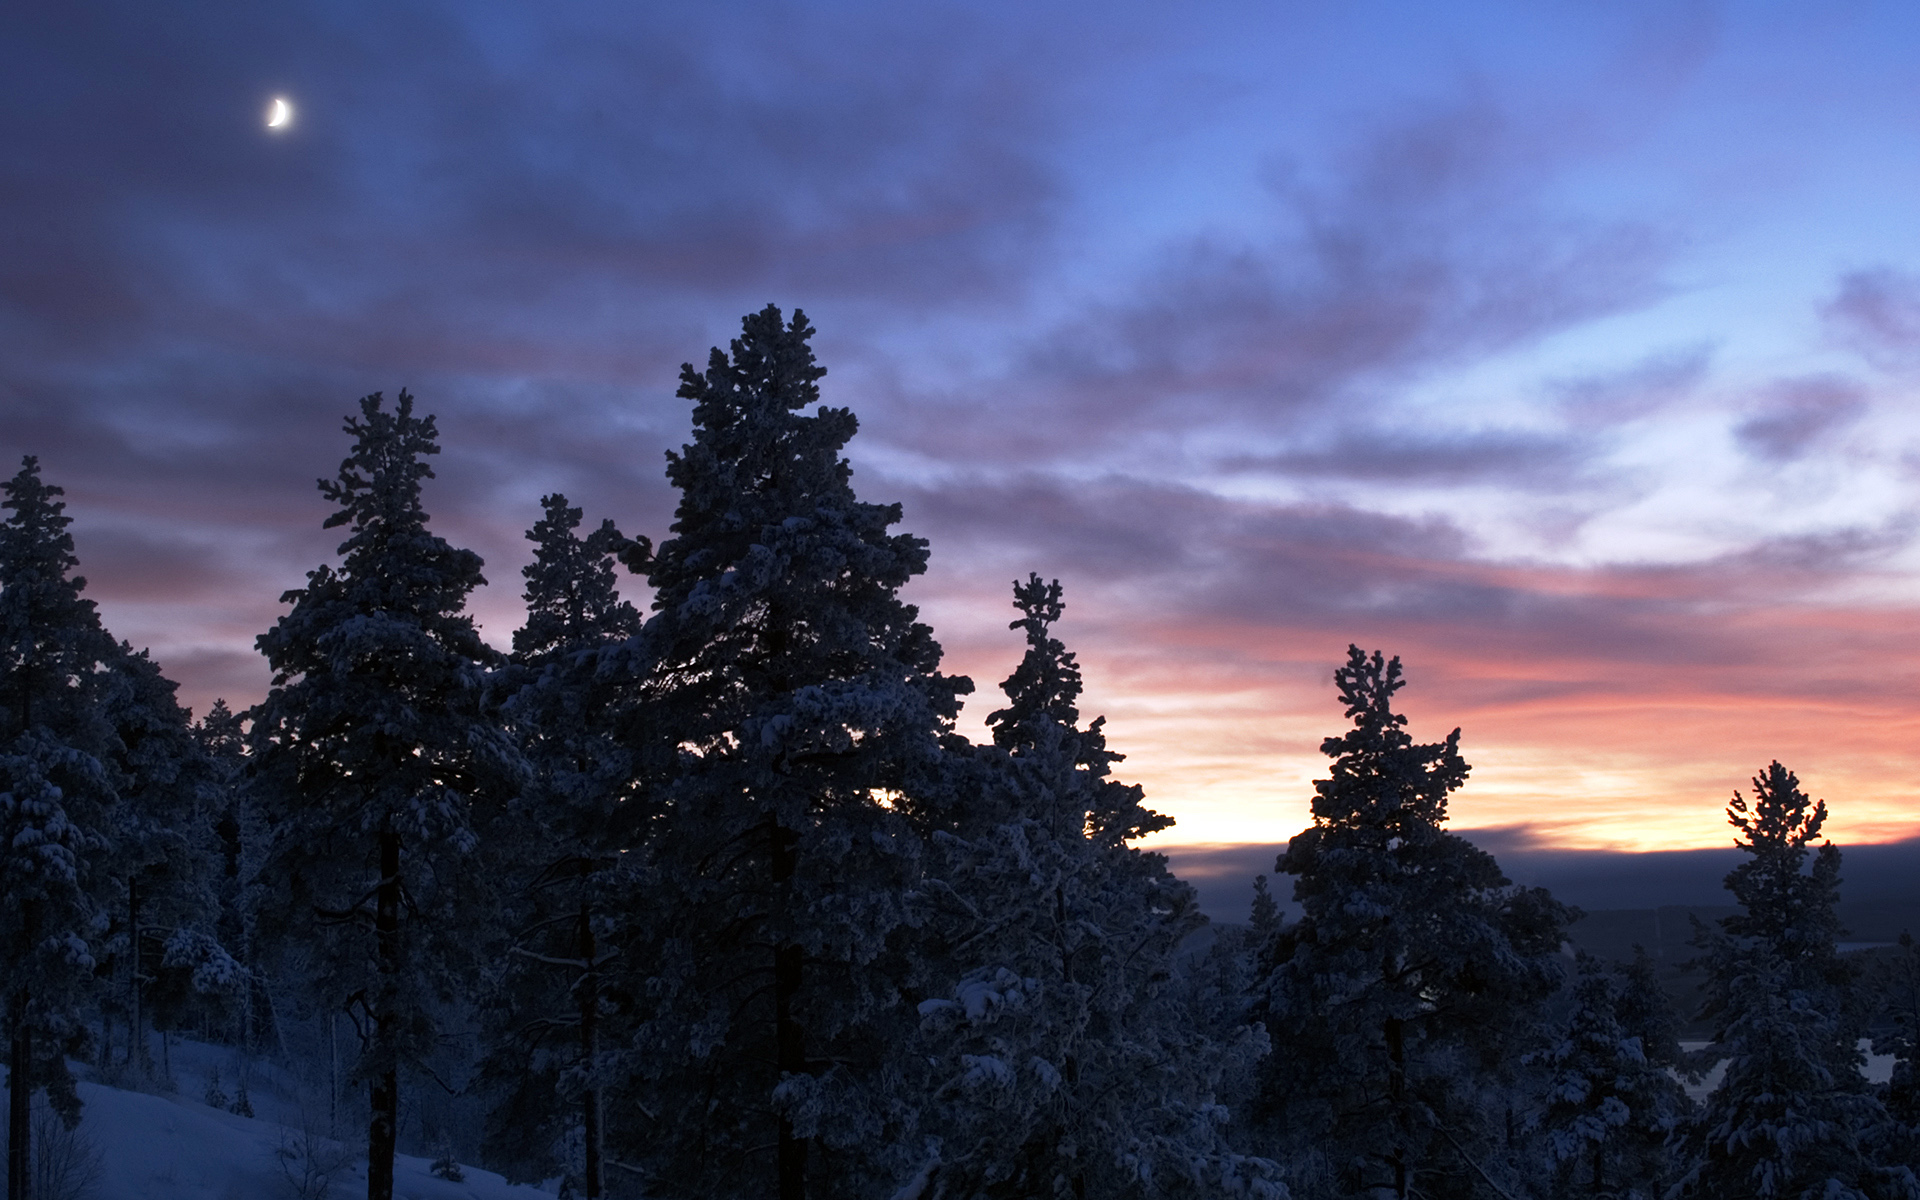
[10,4,1920,862]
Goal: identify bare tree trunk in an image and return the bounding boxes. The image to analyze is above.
[367,824,401,1200]
[773,818,806,1200]
[580,889,602,1200]
[1386,1016,1408,1200]
[128,878,143,1072]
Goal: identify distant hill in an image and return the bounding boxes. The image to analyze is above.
[1163,833,1920,932]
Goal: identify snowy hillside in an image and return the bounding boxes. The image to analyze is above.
[31,1040,551,1200]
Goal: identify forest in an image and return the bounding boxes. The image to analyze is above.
[4,304,1919,1200]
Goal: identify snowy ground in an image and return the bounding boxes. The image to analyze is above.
[42,1037,554,1200]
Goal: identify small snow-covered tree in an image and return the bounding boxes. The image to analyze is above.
[902,575,1280,1199]
[1254,647,1571,1200]
[1526,951,1689,1198]
[605,306,968,1200]
[0,458,130,1200]
[250,392,512,1200]
[480,493,646,1198]
[1875,933,1920,1162]
[1674,763,1916,1200]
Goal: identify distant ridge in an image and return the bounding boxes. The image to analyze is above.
[1163,833,1920,930]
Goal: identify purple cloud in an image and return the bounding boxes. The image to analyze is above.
[1733,375,1867,461]
[1826,268,1920,368]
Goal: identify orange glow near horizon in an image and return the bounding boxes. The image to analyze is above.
[931,577,1920,857]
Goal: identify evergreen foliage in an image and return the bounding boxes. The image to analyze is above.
[1526,951,1689,1198]
[99,644,229,1072]
[249,391,512,1200]
[0,457,124,1198]
[33,310,1920,1198]
[901,576,1279,1198]
[1675,763,1916,1199]
[193,698,268,1049]
[1876,934,1920,1158]
[480,493,646,1198]
[1255,646,1572,1200]
[603,305,969,1199]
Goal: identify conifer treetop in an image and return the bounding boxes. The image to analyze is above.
[514,492,644,662]
[0,455,102,646]
[643,302,960,734]
[1719,760,1846,972]
[1,456,84,592]
[321,389,439,538]
[0,456,116,737]
[986,574,1084,756]
[1311,644,1469,832]
[261,390,490,683]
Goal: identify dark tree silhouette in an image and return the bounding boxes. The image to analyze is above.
[250,393,511,1200]
[608,305,968,1200]
[1256,646,1570,1200]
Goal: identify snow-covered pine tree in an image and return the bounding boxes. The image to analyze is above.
[249,392,513,1200]
[1674,763,1916,1199]
[193,698,267,1048]
[1875,933,1920,1164]
[1526,951,1689,1198]
[0,457,121,1200]
[1254,647,1571,1200]
[480,493,646,1198]
[605,305,969,1200]
[902,575,1280,1198]
[97,644,233,1074]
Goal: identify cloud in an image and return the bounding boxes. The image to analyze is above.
[1733,375,1867,461]
[1219,428,1596,489]
[0,1,1071,379]
[1826,268,1920,368]
[1552,343,1715,423]
[874,99,1674,466]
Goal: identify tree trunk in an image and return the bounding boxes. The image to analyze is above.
[1385,1016,1408,1200]
[580,889,602,1200]
[772,818,806,1200]
[128,877,143,1072]
[8,982,28,1200]
[368,824,401,1200]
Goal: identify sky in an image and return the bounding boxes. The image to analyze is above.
[9,1,1920,862]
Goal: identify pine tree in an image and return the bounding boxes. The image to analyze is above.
[480,493,646,1198]
[249,392,511,1200]
[1875,934,1920,1160]
[1675,763,1917,1199]
[1526,952,1689,1198]
[0,458,125,1200]
[901,575,1279,1198]
[193,698,266,1048]
[99,644,230,1075]
[606,305,968,1199]
[1255,646,1571,1200]
[1249,875,1280,940]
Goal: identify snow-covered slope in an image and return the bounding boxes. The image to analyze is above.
[78,1080,549,1200]
[40,1039,552,1200]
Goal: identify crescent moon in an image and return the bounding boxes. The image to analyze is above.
[266,97,293,130]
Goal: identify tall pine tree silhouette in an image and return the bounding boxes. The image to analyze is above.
[903,575,1277,1198]
[0,458,120,1200]
[610,305,968,1199]
[1256,647,1570,1200]
[481,493,645,1198]
[250,393,509,1200]
[1676,763,1915,1199]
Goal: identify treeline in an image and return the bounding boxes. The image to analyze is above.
[3,305,1919,1200]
